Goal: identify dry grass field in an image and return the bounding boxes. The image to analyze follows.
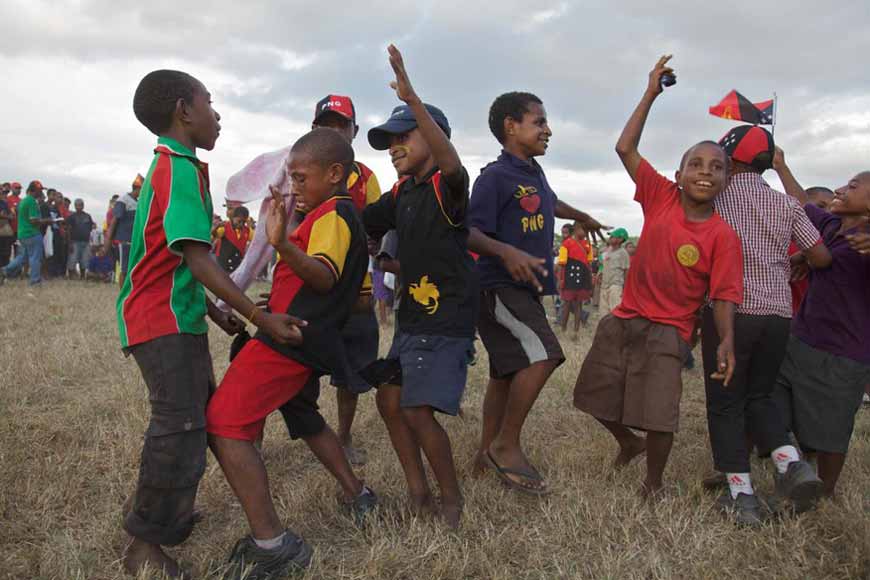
[1,280,869,580]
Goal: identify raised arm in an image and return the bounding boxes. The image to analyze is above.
[772,147,832,269]
[615,55,674,181]
[554,200,609,244]
[387,44,463,192]
[772,147,808,206]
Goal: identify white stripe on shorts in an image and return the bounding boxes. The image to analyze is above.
[493,294,548,364]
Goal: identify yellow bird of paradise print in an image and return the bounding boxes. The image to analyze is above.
[409,275,440,315]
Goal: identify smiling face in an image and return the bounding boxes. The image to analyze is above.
[676,142,729,203]
[186,80,222,151]
[831,172,870,217]
[505,102,551,158]
[286,150,344,210]
[388,129,432,177]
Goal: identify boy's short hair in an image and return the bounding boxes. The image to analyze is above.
[133,70,201,136]
[291,128,355,182]
[233,206,250,219]
[488,92,543,144]
[806,186,834,198]
[679,140,729,171]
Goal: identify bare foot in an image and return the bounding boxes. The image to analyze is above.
[440,501,463,530]
[640,481,665,502]
[470,451,489,478]
[613,438,646,469]
[409,492,435,517]
[122,536,189,578]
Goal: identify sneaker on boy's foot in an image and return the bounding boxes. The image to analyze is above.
[225,530,313,580]
[717,492,765,527]
[774,460,824,513]
[346,486,378,523]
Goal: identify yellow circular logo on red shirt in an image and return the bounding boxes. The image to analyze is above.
[677,244,700,267]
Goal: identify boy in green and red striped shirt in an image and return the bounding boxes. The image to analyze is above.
[119,69,304,579]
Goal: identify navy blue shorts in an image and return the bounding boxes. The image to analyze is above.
[386,332,474,415]
[329,310,379,394]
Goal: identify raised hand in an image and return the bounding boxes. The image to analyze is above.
[646,55,674,97]
[388,44,421,105]
[266,185,288,248]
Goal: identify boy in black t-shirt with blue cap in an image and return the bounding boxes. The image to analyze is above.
[363,44,476,528]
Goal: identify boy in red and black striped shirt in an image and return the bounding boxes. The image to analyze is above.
[207,128,371,577]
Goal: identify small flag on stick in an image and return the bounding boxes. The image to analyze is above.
[709,90,774,125]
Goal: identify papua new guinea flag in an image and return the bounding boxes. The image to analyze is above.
[709,90,773,125]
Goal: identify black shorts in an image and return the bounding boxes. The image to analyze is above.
[278,375,326,440]
[329,310,379,394]
[773,335,870,454]
[477,286,565,379]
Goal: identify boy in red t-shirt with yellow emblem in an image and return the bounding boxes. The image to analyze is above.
[573,55,743,498]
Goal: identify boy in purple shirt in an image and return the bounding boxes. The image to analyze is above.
[773,147,870,499]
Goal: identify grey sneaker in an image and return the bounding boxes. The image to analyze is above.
[346,486,378,523]
[774,460,824,513]
[717,492,765,527]
[225,529,313,580]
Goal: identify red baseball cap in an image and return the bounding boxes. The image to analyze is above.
[11,182,21,189]
[719,125,774,171]
[313,94,356,125]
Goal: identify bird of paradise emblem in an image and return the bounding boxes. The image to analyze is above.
[409,275,440,315]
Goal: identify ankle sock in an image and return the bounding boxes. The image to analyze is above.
[253,532,286,550]
[771,445,800,474]
[726,472,753,499]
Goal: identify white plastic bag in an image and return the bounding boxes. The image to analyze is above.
[43,227,54,258]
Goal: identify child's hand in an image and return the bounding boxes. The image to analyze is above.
[266,185,288,249]
[257,311,307,346]
[772,146,786,172]
[846,231,870,255]
[209,309,246,336]
[500,245,547,293]
[646,55,674,97]
[710,338,735,386]
[388,44,421,105]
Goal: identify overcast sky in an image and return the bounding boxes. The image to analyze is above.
[2,0,868,236]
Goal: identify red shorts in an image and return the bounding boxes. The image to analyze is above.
[206,339,312,441]
[561,289,591,302]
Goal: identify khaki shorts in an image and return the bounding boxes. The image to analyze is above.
[574,314,689,432]
[599,285,623,314]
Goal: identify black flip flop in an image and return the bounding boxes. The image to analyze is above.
[485,450,550,496]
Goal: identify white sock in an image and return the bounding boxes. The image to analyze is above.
[253,532,286,550]
[726,473,753,499]
[771,445,800,474]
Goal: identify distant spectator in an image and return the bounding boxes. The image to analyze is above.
[105,175,143,283]
[0,186,14,267]
[86,245,114,283]
[1,181,53,285]
[66,199,94,279]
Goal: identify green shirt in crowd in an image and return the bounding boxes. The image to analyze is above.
[16,195,40,239]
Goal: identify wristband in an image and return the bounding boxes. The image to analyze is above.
[247,305,260,325]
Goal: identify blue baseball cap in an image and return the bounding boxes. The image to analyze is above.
[367,103,451,151]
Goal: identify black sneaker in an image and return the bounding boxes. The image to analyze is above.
[346,486,378,523]
[225,529,313,580]
[774,460,824,513]
[717,492,765,527]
